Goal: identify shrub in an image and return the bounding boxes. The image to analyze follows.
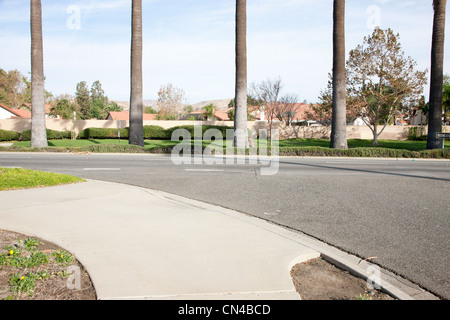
[143,125,170,140]
[407,127,427,141]
[78,127,129,139]
[19,129,72,141]
[0,129,20,142]
[166,125,233,140]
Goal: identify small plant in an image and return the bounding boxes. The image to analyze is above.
[355,293,373,300]
[23,238,42,251]
[52,250,74,265]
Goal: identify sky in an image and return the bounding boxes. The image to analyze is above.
[0,0,449,105]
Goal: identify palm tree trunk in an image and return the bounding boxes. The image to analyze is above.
[234,0,248,148]
[330,0,348,149]
[30,0,47,148]
[129,0,144,147]
[427,0,447,149]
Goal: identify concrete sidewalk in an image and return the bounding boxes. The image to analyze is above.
[0,180,321,300]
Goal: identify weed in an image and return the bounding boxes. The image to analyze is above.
[355,293,373,300]
[52,250,74,266]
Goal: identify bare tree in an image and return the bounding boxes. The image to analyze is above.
[234,0,248,148]
[30,0,47,148]
[156,83,186,120]
[427,0,447,149]
[330,0,348,149]
[251,78,283,141]
[129,0,144,147]
[277,93,300,126]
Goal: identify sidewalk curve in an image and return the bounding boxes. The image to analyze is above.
[0,180,320,300]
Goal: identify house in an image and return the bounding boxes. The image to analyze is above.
[22,103,53,118]
[0,103,32,119]
[107,111,158,121]
[256,103,320,125]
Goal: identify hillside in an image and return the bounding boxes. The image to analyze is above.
[111,98,232,111]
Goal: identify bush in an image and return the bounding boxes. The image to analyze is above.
[407,127,427,141]
[166,125,233,140]
[19,129,72,141]
[0,129,20,142]
[143,125,170,140]
[78,127,129,139]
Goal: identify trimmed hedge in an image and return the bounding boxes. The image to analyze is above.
[0,129,20,142]
[19,129,72,141]
[77,125,233,140]
[166,125,233,140]
[77,127,130,139]
[143,125,170,140]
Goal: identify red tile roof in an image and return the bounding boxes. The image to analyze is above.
[0,103,32,119]
[23,103,52,114]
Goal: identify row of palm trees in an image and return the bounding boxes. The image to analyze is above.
[29,0,447,150]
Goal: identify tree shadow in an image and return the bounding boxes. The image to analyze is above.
[278,159,450,182]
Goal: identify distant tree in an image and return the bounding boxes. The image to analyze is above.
[76,81,91,119]
[427,0,447,149]
[182,105,193,117]
[144,106,158,114]
[251,78,283,141]
[90,80,108,105]
[227,95,260,121]
[202,104,215,121]
[157,83,186,119]
[49,97,78,120]
[21,74,53,106]
[103,101,122,118]
[30,0,47,148]
[0,69,25,107]
[443,76,450,124]
[347,28,428,145]
[307,73,360,126]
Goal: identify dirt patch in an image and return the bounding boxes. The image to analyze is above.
[0,230,96,300]
[1,229,394,301]
[290,257,394,300]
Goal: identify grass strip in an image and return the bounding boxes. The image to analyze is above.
[0,168,85,191]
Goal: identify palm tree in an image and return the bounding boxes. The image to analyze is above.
[30,0,47,148]
[330,0,348,150]
[427,0,447,149]
[129,0,144,147]
[234,0,248,148]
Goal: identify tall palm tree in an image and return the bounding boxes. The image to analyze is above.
[330,0,348,150]
[129,0,144,147]
[30,0,47,148]
[427,0,447,149]
[234,0,248,148]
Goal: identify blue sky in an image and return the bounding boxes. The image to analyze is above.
[0,0,449,105]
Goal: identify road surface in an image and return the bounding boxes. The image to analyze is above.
[0,152,449,299]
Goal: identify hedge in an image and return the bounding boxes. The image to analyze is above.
[0,129,20,142]
[165,125,233,140]
[19,129,72,141]
[77,125,233,140]
[77,127,130,139]
[143,125,170,140]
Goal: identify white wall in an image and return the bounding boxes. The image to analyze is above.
[0,107,14,120]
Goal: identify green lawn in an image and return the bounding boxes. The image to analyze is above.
[12,139,179,149]
[12,138,449,152]
[0,168,85,191]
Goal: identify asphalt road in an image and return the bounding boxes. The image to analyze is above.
[1,152,449,299]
